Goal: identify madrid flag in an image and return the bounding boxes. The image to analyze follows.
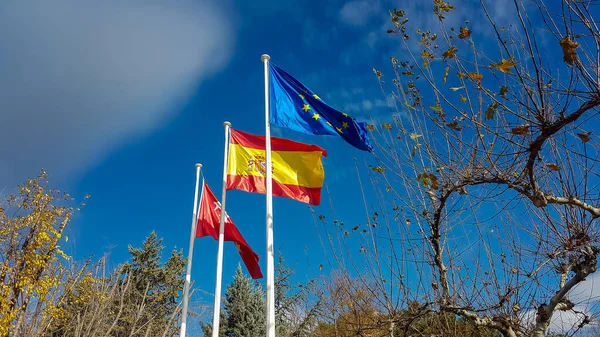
[226,129,327,205]
[197,181,263,279]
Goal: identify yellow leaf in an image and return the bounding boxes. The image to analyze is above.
[429,101,443,113]
[410,133,423,140]
[417,173,430,187]
[372,166,385,173]
[65,236,68,242]
[412,144,420,156]
[460,95,467,102]
[366,124,375,131]
[458,26,471,39]
[469,72,483,82]
[443,67,450,84]
[546,163,561,171]
[442,46,458,59]
[559,36,580,66]
[404,102,416,110]
[433,0,456,20]
[383,123,393,129]
[450,86,464,91]
[491,57,518,73]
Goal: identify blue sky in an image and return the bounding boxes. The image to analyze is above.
[0,0,402,322]
[3,0,600,334]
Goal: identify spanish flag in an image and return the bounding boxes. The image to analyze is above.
[226,129,327,205]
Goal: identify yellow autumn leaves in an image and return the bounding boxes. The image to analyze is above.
[491,57,518,73]
[0,170,77,336]
[559,36,580,65]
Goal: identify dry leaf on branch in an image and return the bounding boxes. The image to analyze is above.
[511,124,530,135]
[485,103,499,120]
[491,57,518,73]
[559,36,580,65]
[577,132,591,143]
[458,26,471,39]
[442,46,458,59]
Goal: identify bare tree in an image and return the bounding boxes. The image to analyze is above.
[318,1,600,336]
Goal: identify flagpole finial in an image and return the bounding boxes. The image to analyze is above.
[261,54,270,62]
[224,121,231,127]
[196,163,202,169]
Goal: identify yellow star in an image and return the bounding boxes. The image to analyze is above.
[342,112,349,117]
[336,126,343,133]
[299,94,305,100]
[342,121,349,129]
[312,113,320,121]
[302,104,311,112]
[313,94,321,100]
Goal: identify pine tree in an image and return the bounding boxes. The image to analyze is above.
[116,231,186,336]
[201,311,227,337]
[224,265,266,337]
[46,232,185,337]
[203,265,266,337]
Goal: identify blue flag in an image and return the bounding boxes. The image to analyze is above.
[269,63,373,152]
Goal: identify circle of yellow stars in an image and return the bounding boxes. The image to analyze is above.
[298,92,351,134]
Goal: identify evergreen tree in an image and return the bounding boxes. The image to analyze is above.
[116,231,186,336]
[224,265,266,337]
[46,232,185,337]
[204,265,266,337]
[201,311,227,337]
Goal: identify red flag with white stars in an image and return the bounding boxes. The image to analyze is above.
[197,181,263,279]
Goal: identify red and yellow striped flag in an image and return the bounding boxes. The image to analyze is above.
[226,129,327,205]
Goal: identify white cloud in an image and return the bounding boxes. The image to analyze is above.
[569,271,600,305]
[362,99,386,110]
[520,272,600,334]
[521,309,591,334]
[340,0,381,26]
[0,0,234,185]
[343,103,362,113]
[352,88,365,95]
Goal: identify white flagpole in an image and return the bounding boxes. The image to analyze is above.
[211,121,232,337]
[180,163,203,337]
[261,54,276,337]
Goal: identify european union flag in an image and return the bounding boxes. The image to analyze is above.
[269,63,373,152]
